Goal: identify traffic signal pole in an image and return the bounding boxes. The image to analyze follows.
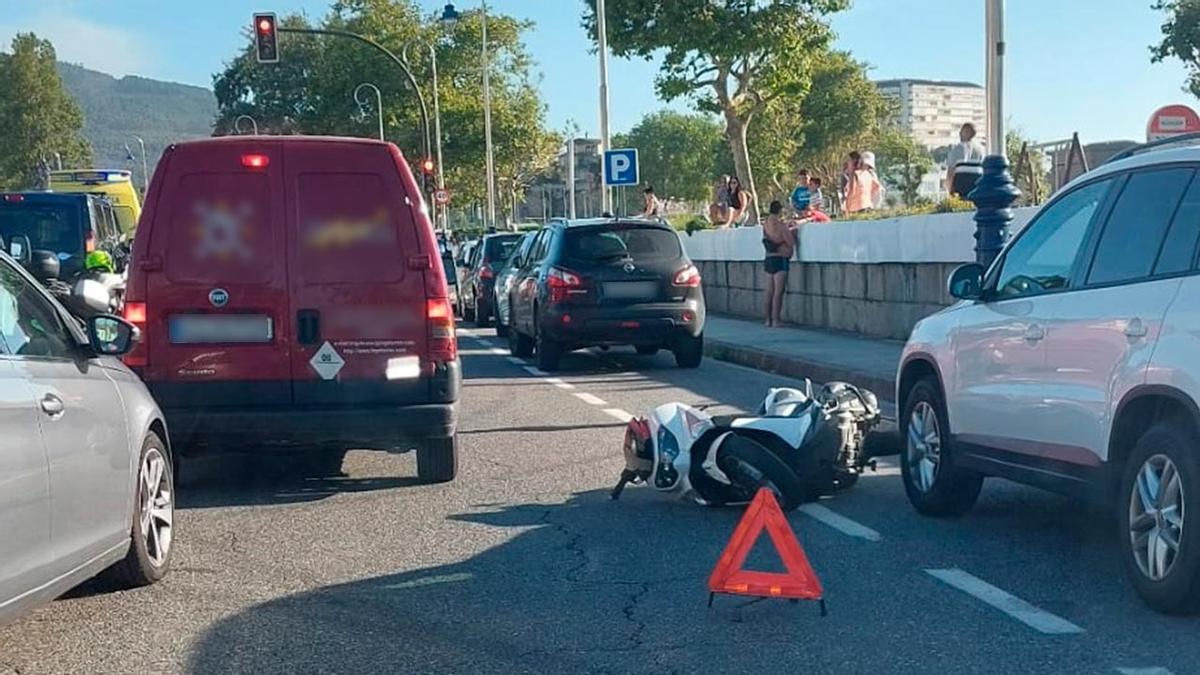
[275,26,432,180]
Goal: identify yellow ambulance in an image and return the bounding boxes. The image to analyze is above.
[48,169,142,234]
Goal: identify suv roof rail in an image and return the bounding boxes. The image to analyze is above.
[1104,131,1200,166]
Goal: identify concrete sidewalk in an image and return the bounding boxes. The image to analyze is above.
[703,314,903,401]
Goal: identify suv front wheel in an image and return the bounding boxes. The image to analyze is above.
[900,377,983,517]
[1118,422,1200,614]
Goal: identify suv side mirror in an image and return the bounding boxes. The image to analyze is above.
[8,234,32,266]
[87,315,138,356]
[948,263,985,300]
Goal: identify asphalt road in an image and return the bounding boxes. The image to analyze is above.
[1,325,1196,674]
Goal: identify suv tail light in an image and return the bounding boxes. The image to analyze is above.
[480,262,494,280]
[547,266,584,303]
[122,302,148,367]
[672,264,701,287]
[426,297,457,366]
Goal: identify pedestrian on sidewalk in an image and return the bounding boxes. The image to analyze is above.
[725,176,750,228]
[845,151,884,214]
[642,184,662,218]
[945,122,986,197]
[762,200,795,328]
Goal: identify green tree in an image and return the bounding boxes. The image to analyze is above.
[0,34,92,189]
[1152,0,1200,99]
[212,0,558,216]
[584,0,849,223]
[612,110,724,204]
[1006,128,1047,205]
[750,49,893,204]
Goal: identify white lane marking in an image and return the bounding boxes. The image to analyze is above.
[523,365,549,376]
[573,392,607,406]
[382,572,473,590]
[603,408,633,423]
[545,377,575,390]
[506,356,525,365]
[1117,668,1175,675]
[797,504,881,542]
[925,568,1084,635]
[489,347,508,355]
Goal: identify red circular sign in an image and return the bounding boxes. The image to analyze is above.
[1147,104,1200,141]
[434,189,450,206]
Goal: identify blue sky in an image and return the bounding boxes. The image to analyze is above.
[1,0,1191,143]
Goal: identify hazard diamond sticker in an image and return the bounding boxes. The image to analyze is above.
[309,341,345,380]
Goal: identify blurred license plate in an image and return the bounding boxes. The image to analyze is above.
[603,281,657,300]
[169,315,273,344]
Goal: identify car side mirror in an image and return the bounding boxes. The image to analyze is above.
[87,314,138,356]
[29,250,60,281]
[948,263,985,300]
[8,234,32,266]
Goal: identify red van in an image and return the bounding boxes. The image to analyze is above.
[125,136,459,482]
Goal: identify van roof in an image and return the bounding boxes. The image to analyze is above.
[170,135,396,150]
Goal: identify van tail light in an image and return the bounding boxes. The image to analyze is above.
[241,154,270,169]
[547,266,584,303]
[85,230,96,253]
[426,297,457,366]
[122,302,148,367]
[672,264,701,287]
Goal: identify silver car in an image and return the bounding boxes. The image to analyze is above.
[0,251,173,625]
[493,233,534,338]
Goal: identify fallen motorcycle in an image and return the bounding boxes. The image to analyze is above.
[611,381,882,511]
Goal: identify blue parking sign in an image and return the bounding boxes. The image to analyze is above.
[603,148,639,186]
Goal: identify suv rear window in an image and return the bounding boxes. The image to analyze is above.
[484,235,522,262]
[563,225,682,264]
[0,201,84,258]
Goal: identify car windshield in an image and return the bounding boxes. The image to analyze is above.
[0,201,84,259]
[564,225,681,263]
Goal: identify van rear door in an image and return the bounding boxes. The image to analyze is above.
[284,141,430,406]
[141,142,292,408]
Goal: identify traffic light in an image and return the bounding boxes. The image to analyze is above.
[421,157,435,175]
[253,13,279,64]
[420,158,436,192]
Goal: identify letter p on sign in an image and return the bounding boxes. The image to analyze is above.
[603,148,639,187]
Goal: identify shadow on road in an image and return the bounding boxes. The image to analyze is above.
[184,488,754,674]
[176,451,423,509]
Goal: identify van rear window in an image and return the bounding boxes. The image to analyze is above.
[295,173,404,284]
[166,173,274,284]
[0,202,84,258]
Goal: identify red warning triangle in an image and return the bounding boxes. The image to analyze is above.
[707,488,823,601]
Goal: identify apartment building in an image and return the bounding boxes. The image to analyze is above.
[876,79,987,150]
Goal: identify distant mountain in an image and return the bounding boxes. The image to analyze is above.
[56,62,216,190]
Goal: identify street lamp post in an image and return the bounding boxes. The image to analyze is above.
[441,2,497,231]
[131,136,149,194]
[567,137,577,219]
[596,0,612,215]
[406,41,448,230]
[353,82,384,141]
[234,115,259,135]
[969,0,1020,269]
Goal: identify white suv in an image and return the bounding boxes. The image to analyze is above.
[897,142,1200,614]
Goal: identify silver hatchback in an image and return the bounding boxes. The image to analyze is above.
[0,251,173,625]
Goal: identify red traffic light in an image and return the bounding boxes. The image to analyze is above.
[253,13,279,64]
[421,158,435,174]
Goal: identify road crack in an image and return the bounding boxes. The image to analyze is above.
[620,581,651,647]
[541,509,590,582]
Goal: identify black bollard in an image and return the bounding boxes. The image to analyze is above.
[966,154,1022,269]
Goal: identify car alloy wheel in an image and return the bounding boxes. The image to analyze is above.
[139,447,174,568]
[1129,453,1185,582]
[906,400,941,493]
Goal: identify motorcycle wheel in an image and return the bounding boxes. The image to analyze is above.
[717,435,806,512]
